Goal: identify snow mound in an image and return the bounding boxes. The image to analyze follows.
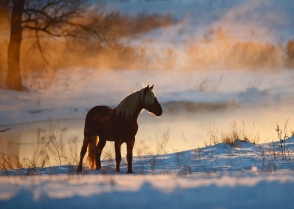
[1,172,294,209]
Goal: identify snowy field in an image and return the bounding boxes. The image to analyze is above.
[1,172,294,209]
[1,0,294,208]
[1,139,294,208]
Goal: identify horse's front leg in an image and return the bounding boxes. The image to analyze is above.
[114,140,122,172]
[126,138,135,174]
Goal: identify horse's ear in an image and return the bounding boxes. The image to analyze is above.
[143,85,149,98]
[150,85,154,90]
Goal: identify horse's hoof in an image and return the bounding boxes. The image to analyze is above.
[96,166,101,170]
[127,171,134,174]
[77,167,82,173]
[115,169,121,173]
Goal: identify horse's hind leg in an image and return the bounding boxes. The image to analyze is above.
[95,137,106,170]
[77,135,90,173]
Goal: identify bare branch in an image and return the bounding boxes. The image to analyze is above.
[21,0,110,41]
[0,128,11,132]
[23,8,52,20]
[35,29,49,67]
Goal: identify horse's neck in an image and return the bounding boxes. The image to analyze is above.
[116,105,142,121]
[132,105,143,120]
[115,91,143,121]
[115,96,143,122]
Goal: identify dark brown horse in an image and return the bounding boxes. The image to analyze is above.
[77,85,162,173]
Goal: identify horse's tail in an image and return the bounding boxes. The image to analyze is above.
[86,135,97,169]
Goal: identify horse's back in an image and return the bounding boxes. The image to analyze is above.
[86,105,113,118]
[85,106,115,138]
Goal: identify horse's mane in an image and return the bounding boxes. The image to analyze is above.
[115,87,156,119]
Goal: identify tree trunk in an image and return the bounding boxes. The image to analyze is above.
[6,0,25,91]
[0,0,9,12]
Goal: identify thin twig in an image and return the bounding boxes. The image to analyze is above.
[0,128,10,132]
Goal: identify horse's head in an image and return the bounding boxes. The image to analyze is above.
[142,85,163,116]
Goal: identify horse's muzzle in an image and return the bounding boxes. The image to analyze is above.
[155,108,163,116]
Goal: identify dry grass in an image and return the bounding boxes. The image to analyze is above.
[184,28,286,71]
[286,40,294,68]
[275,119,294,160]
[0,119,79,175]
[207,120,259,147]
[150,128,171,171]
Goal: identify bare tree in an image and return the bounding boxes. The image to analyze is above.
[4,0,113,91]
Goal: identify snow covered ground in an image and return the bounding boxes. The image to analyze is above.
[1,172,294,209]
[1,139,294,208]
[1,0,294,208]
